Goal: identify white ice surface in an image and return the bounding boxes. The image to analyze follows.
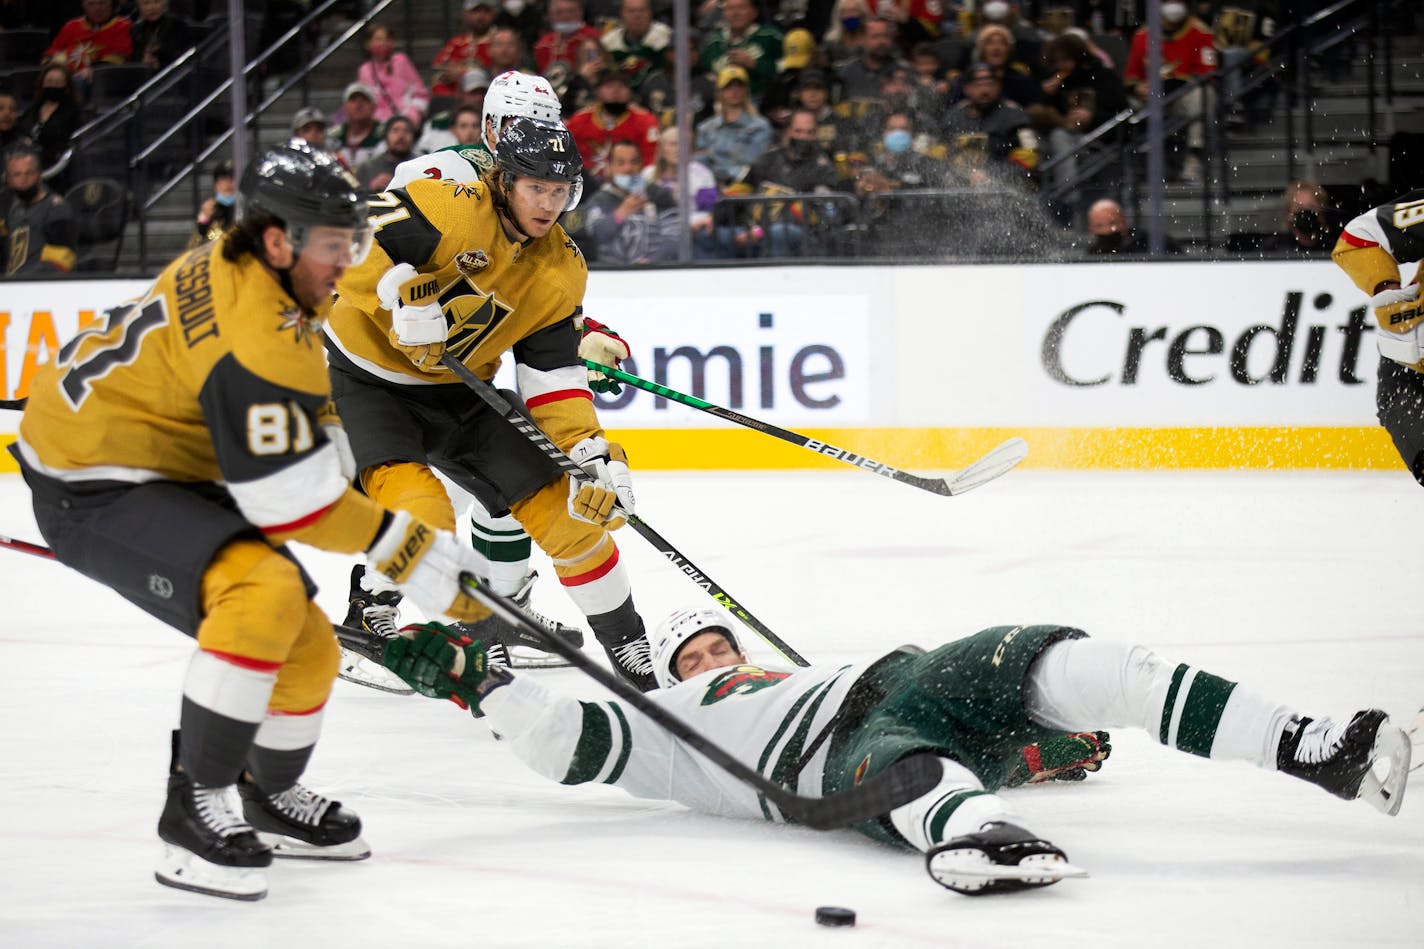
[3,467,1423,948]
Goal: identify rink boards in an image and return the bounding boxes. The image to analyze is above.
[0,260,1412,473]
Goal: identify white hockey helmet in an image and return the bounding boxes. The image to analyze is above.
[650,608,745,689]
[482,71,562,150]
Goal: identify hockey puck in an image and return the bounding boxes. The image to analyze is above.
[815,906,856,927]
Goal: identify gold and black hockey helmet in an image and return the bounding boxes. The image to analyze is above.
[240,142,372,261]
[495,116,584,211]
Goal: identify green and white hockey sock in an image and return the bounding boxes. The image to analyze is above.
[888,757,1023,851]
[1026,638,1292,769]
[468,507,532,597]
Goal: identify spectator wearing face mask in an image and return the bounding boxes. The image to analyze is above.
[854,110,948,197]
[357,22,430,126]
[566,68,660,180]
[536,0,604,76]
[577,139,679,264]
[1082,197,1182,255]
[974,0,1043,70]
[1123,0,1217,183]
[822,0,870,71]
[188,160,236,249]
[728,106,848,258]
[1258,180,1333,257]
[20,66,81,187]
[0,145,77,277]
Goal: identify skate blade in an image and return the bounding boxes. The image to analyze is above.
[155,844,268,900]
[928,849,1087,894]
[1357,723,1410,817]
[338,651,414,695]
[508,646,572,669]
[1406,711,1424,773]
[259,832,372,861]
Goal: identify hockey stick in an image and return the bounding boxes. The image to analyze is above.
[584,360,1029,496]
[0,532,53,559]
[0,531,394,655]
[0,398,26,410]
[342,573,944,830]
[0,528,940,826]
[437,352,810,667]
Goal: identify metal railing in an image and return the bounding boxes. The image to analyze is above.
[1039,0,1399,248]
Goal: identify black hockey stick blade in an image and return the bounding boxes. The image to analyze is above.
[333,622,388,665]
[456,571,940,829]
[584,360,1028,498]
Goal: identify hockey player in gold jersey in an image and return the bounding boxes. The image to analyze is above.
[325,117,659,690]
[9,144,496,902]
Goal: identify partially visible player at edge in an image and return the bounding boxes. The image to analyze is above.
[8,144,496,902]
[325,116,660,690]
[347,69,631,674]
[1331,188,1424,483]
[380,607,1409,895]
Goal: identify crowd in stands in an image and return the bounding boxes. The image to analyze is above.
[0,0,1398,274]
[294,0,1359,264]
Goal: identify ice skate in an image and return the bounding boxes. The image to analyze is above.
[504,570,585,669]
[340,564,415,695]
[452,571,584,669]
[1276,709,1410,816]
[238,771,370,860]
[925,822,1086,895]
[1407,709,1424,773]
[604,633,657,693]
[155,737,271,901]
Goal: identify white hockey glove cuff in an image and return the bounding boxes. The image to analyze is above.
[1372,285,1424,369]
[377,263,448,369]
[323,422,356,482]
[567,436,634,530]
[366,511,490,624]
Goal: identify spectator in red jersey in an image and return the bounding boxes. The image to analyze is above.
[44,0,133,82]
[534,0,603,78]
[1123,0,1217,183]
[565,67,659,180]
[432,0,500,97]
[356,22,430,126]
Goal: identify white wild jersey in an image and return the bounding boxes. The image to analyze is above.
[387,144,488,189]
[480,661,875,822]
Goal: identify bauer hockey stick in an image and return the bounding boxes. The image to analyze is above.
[340,573,944,830]
[437,352,810,667]
[584,360,1029,496]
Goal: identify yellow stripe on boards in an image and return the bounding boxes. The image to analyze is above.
[612,427,1404,471]
[0,427,1403,475]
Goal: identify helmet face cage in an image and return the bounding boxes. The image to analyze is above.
[482,71,562,149]
[651,608,744,689]
[496,117,585,213]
